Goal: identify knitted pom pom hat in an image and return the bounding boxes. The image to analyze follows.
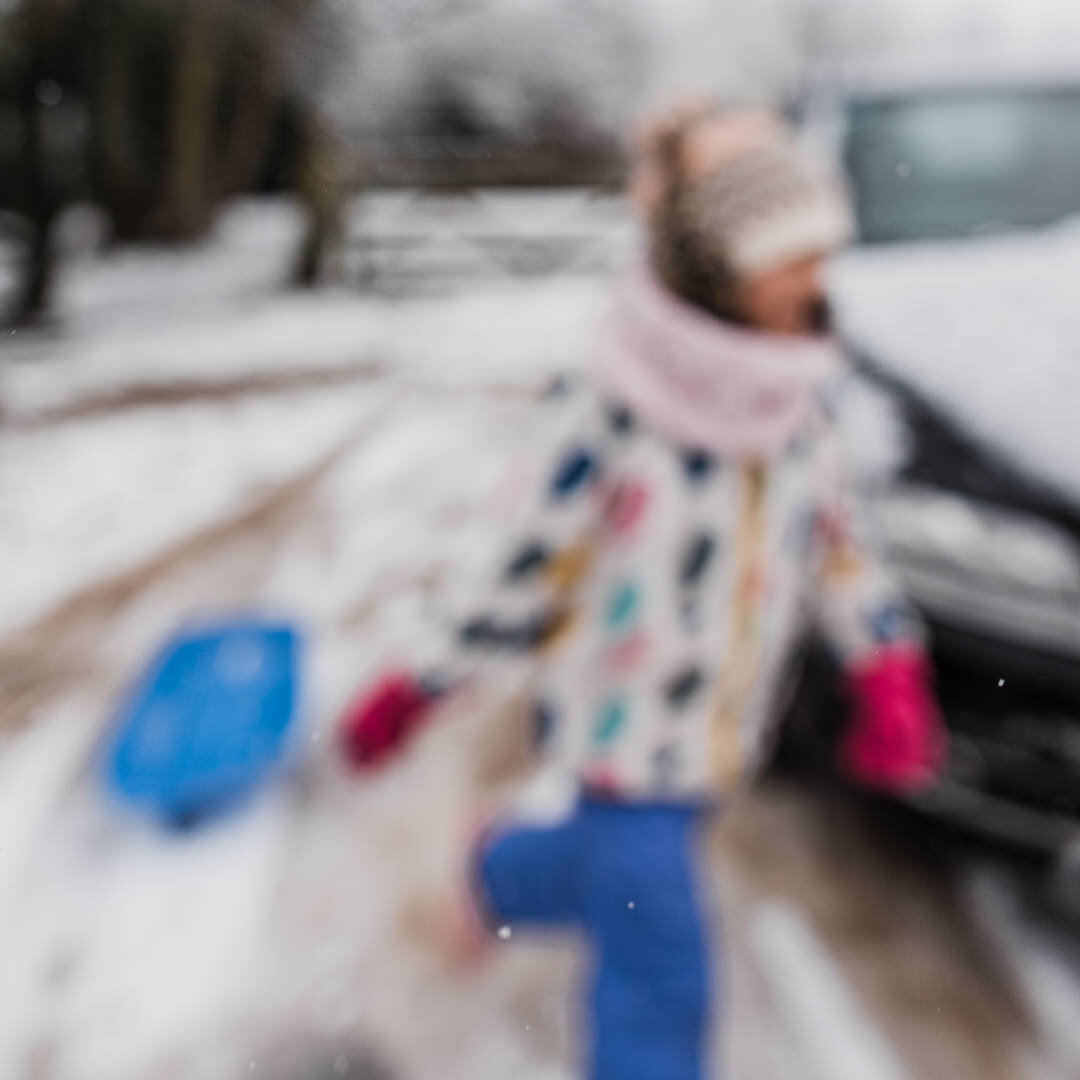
[637,102,854,319]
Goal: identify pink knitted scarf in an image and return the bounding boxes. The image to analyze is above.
[591,267,844,459]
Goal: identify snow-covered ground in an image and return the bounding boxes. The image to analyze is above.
[0,193,615,1080]
[0,193,626,636]
[0,192,630,417]
[3,194,1080,1080]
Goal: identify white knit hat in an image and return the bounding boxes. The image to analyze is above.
[639,103,854,316]
[680,122,854,277]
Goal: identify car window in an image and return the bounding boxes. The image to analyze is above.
[845,88,1080,243]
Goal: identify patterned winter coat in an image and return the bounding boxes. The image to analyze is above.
[432,271,921,803]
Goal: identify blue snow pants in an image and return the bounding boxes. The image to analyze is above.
[473,797,714,1080]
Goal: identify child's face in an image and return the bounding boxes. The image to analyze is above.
[637,115,834,337]
[682,120,833,337]
[733,254,831,338]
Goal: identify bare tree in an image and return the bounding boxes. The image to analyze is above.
[1,0,352,323]
[159,0,230,238]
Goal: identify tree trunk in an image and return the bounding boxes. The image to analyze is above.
[92,0,152,241]
[291,117,346,287]
[12,206,59,324]
[213,8,286,202]
[10,1,59,323]
[158,0,228,239]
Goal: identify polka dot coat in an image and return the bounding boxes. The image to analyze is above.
[435,377,921,803]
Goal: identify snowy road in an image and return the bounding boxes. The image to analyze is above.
[3,193,1080,1079]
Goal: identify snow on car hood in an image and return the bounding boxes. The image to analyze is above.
[828,217,1080,507]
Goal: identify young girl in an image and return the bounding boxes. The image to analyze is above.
[340,101,945,1080]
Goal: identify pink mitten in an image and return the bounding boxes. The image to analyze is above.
[840,647,947,795]
[337,671,441,770]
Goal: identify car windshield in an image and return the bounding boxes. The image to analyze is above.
[845,87,1080,243]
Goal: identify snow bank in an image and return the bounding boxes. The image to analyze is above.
[1,193,619,419]
[0,386,384,637]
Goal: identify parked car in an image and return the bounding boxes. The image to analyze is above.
[793,59,1080,869]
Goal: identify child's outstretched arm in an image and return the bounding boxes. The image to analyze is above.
[339,382,610,769]
[809,425,947,794]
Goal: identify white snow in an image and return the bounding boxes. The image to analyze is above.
[0,784,291,1080]
[1,193,617,420]
[830,217,1080,507]
[0,700,101,927]
[1,194,614,640]
[0,388,380,636]
[0,196,605,1078]
[752,902,912,1080]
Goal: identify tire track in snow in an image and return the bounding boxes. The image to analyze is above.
[4,359,387,430]
[751,901,911,1080]
[0,391,403,732]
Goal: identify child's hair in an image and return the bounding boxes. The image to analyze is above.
[632,98,744,321]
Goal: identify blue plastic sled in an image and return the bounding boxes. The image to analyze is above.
[103,619,302,829]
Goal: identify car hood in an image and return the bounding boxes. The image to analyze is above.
[828,218,1080,510]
